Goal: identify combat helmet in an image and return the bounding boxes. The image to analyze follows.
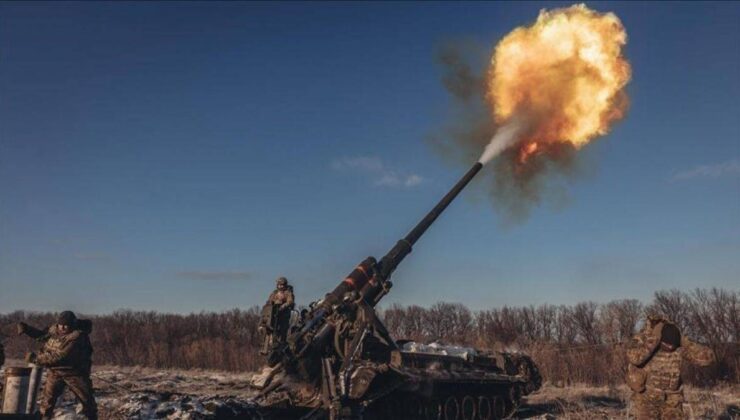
[57,311,77,327]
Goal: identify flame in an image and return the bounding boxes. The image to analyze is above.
[519,142,539,164]
[487,4,631,161]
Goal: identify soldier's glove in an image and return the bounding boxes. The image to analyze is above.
[17,322,29,336]
[24,352,37,364]
[645,322,664,350]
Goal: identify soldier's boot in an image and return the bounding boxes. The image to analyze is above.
[39,372,66,420]
[65,375,98,420]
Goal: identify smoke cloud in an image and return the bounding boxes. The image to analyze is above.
[432,5,631,223]
[432,43,581,223]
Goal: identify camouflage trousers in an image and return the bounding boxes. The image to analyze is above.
[40,371,98,420]
[633,388,684,420]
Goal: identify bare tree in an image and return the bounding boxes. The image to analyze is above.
[535,304,557,342]
[554,306,578,345]
[600,299,642,344]
[424,302,472,345]
[570,302,601,344]
[1,288,736,386]
[648,289,689,331]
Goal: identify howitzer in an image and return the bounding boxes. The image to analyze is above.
[278,163,483,365]
[255,161,541,420]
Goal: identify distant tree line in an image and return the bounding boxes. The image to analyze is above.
[2,309,264,372]
[383,288,738,386]
[1,288,736,386]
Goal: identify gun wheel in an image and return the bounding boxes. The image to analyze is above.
[443,396,459,420]
[491,395,505,419]
[477,396,492,420]
[424,399,442,420]
[461,395,476,420]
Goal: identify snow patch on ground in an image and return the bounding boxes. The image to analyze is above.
[2,362,262,419]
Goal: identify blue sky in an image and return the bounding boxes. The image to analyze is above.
[1,2,738,314]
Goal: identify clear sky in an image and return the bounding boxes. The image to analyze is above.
[1,2,738,314]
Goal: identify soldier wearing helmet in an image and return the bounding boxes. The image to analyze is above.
[626,315,714,420]
[18,311,98,420]
[259,277,295,355]
[270,277,295,312]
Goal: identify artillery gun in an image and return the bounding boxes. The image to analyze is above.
[252,162,541,419]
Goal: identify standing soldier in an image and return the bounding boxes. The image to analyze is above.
[626,316,714,420]
[258,277,295,356]
[18,311,98,420]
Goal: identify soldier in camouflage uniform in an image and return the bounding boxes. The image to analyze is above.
[259,277,295,347]
[626,316,714,420]
[18,311,98,420]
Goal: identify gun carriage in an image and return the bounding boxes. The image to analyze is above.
[254,163,541,420]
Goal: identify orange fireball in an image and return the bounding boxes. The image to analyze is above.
[488,4,631,157]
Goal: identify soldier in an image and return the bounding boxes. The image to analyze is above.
[626,316,714,420]
[259,277,295,353]
[18,311,98,420]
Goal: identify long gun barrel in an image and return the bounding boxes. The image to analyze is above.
[387,162,483,272]
[327,162,484,306]
[286,162,484,362]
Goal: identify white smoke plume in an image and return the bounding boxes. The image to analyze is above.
[478,117,528,165]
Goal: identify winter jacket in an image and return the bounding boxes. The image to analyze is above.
[24,320,94,376]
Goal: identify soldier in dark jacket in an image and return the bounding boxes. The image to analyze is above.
[626,316,713,420]
[18,311,98,420]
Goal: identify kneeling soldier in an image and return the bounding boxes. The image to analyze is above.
[18,311,98,420]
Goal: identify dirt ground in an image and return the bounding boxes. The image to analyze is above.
[520,383,739,419]
[2,361,738,419]
[2,361,260,419]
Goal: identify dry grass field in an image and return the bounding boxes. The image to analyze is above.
[520,383,739,419]
[1,289,736,418]
[3,361,738,419]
